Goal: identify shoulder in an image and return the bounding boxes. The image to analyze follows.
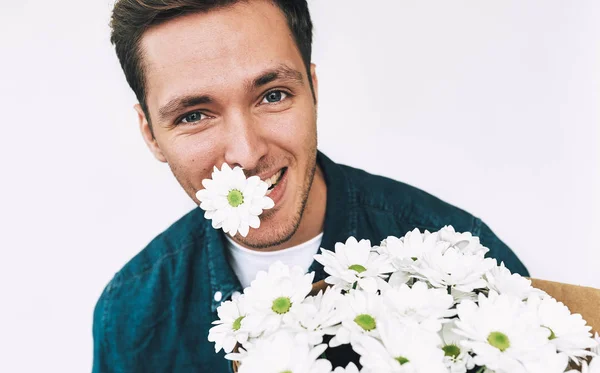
[92,208,210,362]
[336,162,528,276]
[112,207,206,283]
[96,207,208,306]
[339,163,476,232]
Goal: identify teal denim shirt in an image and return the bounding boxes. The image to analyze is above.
[92,151,528,372]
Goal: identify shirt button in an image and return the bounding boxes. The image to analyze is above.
[214,291,223,302]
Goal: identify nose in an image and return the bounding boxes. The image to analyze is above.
[223,110,268,172]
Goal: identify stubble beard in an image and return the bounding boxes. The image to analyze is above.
[235,148,318,250]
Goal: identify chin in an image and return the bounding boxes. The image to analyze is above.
[235,216,301,250]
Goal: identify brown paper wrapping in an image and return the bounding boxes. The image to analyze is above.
[530,278,599,333]
[232,278,600,372]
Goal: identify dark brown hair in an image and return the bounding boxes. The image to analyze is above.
[110,0,314,128]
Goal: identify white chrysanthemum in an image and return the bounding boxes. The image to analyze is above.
[566,357,600,373]
[377,228,444,270]
[412,245,496,293]
[208,293,250,353]
[287,287,343,345]
[454,291,554,373]
[519,344,569,373]
[569,358,600,373]
[352,318,447,373]
[329,290,386,347]
[382,281,454,333]
[577,357,600,373]
[314,237,393,293]
[592,332,600,355]
[438,225,489,256]
[527,294,597,362]
[440,321,475,373]
[485,261,541,300]
[196,163,274,237]
[449,287,479,304]
[243,261,314,337]
[331,362,361,373]
[237,331,332,373]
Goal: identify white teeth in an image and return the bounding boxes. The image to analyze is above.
[263,169,284,190]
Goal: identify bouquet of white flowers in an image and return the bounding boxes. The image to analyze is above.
[198,164,599,373]
[207,227,600,373]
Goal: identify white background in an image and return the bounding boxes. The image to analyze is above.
[0,0,598,371]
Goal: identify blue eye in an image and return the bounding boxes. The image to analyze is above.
[180,111,205,124]
[262,90,288,104]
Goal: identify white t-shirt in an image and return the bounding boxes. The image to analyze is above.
[225,232,324,288]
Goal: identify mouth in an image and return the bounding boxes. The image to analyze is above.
[264,167,287,196]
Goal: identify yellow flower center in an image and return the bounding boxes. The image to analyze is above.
[272,297,292,314]
[348,264,367,273]
[488,331,510,351]
[227,189,244,207]
[354,313,376,331]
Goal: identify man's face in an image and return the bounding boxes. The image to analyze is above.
[136,0,320,248]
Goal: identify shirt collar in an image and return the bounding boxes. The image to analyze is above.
[308,151,358,282]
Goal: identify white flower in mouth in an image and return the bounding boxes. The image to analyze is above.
[195,163,275,237]
[314,237,394,293]
[208,293,250,353]
[242,261,314,337]
[527,294,597,362]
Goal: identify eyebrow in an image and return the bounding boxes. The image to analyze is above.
[250,65,304,90]
[157,64,304,122]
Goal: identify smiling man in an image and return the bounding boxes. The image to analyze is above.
[93,1,528,372]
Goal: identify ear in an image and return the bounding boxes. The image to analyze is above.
[310,63,319,105]
[134,104,167,163]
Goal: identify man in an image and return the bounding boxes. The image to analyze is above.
[94,0,528,371]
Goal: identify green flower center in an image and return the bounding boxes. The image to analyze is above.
[543,326,557,340]
[395,356,409,365]
[487,331,511,351]
[443,344,461,359]
[272,297,292,314]
[348,264,367,273]
[232,316,244,331]
[227,189,244,207]
[354,313,376,331]
[280,371,292,373]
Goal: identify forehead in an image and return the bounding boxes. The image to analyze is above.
[139,0,304,113]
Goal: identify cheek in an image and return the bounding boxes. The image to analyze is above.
[161,136,221,185]
[264,105,316,151]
